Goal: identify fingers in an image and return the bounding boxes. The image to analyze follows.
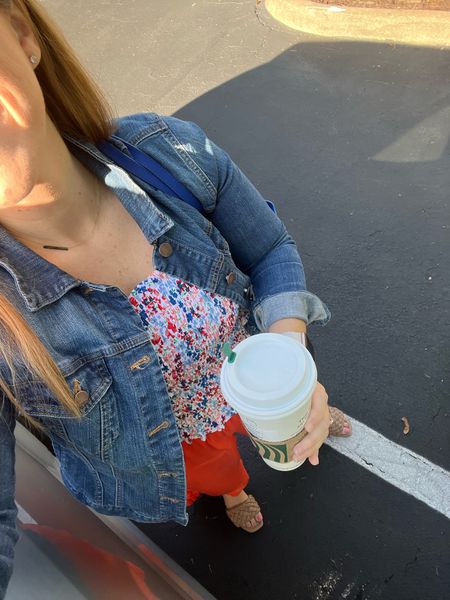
[309,450,319,466]
[304,382,328,432]
[293,433,326,465]
[292,382,330,465]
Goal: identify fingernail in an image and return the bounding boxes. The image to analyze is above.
[256,513,263,523]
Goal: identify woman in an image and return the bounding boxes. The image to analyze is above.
[0,0,351,595]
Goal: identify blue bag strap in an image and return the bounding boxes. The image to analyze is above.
[97,138,276,215]
[97,139,205,214]
[266,200,276,213]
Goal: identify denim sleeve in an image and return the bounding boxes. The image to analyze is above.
[174,120,330,329]
[0,397,18,599]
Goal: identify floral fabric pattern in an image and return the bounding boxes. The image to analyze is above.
[128,271,248,442]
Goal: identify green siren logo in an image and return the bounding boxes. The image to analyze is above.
[250,437,289,463]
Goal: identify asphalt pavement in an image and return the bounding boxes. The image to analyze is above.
[43,1,450,598]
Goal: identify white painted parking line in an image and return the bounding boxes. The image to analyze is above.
[325,418,450,520]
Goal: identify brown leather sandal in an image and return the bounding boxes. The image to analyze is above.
[328,406,352,437]
[226,494,264,533]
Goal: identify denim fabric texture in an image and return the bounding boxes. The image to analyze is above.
[0,400,18,599]
[0,113,330,594]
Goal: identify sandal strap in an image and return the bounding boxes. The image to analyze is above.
[226,495,261,529]
[329,406,350,436]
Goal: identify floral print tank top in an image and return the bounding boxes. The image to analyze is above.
[128,271,249,442]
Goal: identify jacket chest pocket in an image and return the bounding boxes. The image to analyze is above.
[19,358,119,460]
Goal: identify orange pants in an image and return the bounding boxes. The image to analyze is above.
[183,414,249,505]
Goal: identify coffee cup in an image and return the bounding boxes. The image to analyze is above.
[220,333,317,471]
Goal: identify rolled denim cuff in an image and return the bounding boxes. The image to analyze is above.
[253,291,331,332]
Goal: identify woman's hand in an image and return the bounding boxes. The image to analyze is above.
[267,320,330,465]
[292,382,330,466]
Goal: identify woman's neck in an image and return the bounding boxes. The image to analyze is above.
[0,123,104,249]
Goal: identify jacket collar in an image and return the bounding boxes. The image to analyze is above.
[0,136,173,312]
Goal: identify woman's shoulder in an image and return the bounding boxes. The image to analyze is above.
[111,113,219,209]
[112,112,210,149]
[112,112,167,141]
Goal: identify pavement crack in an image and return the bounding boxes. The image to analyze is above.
[404,547,422,572]
[254,0,280,32]
[357,453,385,474]
[432,406,443,421]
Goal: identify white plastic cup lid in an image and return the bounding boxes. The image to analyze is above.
[221,333,316,418]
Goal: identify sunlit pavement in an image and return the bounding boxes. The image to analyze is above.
[43,2,450,598]
[265,0,450,47]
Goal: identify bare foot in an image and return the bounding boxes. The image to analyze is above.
[223,490,263,531]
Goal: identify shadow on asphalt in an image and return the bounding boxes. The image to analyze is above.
[138,40,450,600]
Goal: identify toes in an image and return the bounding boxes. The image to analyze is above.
[247,513,263,529]
[342,420,351,434]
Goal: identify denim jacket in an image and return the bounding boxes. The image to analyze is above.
[0,113,330,595]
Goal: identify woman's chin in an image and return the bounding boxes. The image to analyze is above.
[0,181,35,210]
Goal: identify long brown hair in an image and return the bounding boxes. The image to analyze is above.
[0,0,116,420]
[2,0,115,141]
[0,295,81,422]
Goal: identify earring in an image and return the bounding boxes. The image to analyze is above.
[30,55,39,65]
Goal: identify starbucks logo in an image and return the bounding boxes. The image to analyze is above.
[250,438,289,463]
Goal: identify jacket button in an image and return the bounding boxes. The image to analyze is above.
[225,271,236,285]
[75,390,89,404]
[158,242,173,258]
